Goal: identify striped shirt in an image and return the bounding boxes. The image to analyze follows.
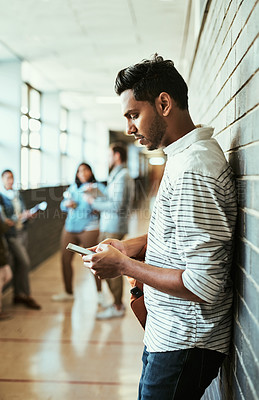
[144,126,237,354]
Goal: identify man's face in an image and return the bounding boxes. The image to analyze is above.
[120,89,167,151]
[2,172,14,190]
[108,148,116,171]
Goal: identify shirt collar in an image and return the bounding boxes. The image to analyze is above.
[163,125,214,158]
[0,187,16,200]
[108,164,124,182]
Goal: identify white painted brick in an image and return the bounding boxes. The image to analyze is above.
[230,108,257,148]
[235,71,259,119]
[235,2,259,63]
[231,0,256,46]
[232,41,258,96]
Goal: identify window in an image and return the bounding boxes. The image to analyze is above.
[60,108,68,155]
[59,107,69,184]
[20,83,41,189]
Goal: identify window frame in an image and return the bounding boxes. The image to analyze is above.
[20,82,42,189]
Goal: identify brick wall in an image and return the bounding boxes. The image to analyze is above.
[187,0,259,399]
[21,186,67,269]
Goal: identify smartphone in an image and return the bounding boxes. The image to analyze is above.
[30,201,48,214]
[66,243,95,256]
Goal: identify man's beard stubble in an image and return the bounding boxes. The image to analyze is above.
[147,112,167,151]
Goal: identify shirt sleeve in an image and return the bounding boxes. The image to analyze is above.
[92,174,134,213]
[60,199,69,212]
[170,171,234,304]
[0,204,7,221]
[60,185,73,212]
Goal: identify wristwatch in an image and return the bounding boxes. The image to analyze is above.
[130,286,144,298]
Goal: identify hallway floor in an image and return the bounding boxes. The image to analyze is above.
[0,207,150,400]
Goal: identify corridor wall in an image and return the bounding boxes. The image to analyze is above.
[187,0,258,399]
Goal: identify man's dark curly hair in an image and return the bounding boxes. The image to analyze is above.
[110,143,127,163]
[114,54,188,110]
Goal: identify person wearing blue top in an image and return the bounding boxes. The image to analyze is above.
[52,163,101,302]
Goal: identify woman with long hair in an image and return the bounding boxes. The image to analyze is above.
[52,163,101,302]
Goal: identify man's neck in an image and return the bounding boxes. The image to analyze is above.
[113,161,123,169]
[163,110,196,147]
[109,162,122,174]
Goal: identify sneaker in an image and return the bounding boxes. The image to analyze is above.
[97,292,110,308]
[13,295,41,310]
[51,292,74,302]
[96,304,125,320]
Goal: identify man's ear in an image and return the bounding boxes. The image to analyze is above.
[156,92,172,116]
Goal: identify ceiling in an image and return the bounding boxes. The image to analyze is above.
[0,0,190,132]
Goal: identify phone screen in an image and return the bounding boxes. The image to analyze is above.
[66,243,95,256]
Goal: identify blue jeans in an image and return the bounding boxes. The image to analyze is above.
[138,346,225,400]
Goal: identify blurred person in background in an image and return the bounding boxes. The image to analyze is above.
[0,216,13,320]
[86,143,134,319]
[52,163,101,302]
[0,169,41,310]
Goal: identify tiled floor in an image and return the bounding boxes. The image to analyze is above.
[0,207,150,400]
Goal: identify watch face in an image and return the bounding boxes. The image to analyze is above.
[130,286,143,298]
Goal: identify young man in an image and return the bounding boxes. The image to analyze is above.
[86,143,134,319]
[0,170,41,310]
[83,55,237,399]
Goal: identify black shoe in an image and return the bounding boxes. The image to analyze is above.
[14,296,41,310]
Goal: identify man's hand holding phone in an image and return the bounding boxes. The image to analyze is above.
[81,239,128,280]
[96,238,127,255]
